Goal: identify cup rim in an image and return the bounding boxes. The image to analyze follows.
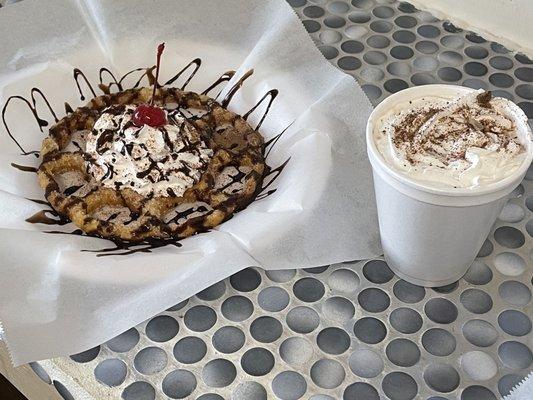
[366,84,533,198]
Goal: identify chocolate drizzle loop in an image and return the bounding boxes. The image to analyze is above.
[221,69,254,108]
[73,68,97,101]
[244,89,279,130]
[165,58,202,90]
[202,71,236,98]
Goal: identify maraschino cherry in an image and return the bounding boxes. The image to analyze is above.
[133,43,167,128]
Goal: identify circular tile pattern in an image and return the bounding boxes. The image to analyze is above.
[390,307,423,334]
[250,316,283,343]
[386,338,420,367]
[293,277,325,302]
[107,328,140,353]
[230,268,261,292]
[460,289,493,314]
[70,346,100,363]
[498,374,525,397]
[122,381,156,400]
[258,286,290,312]
[232,382,267,400]
[317,327,351,354]
[162,370,197,399]
[266,269,296,283]
[341,40,364,53]
[212,326,245,354]
[322,296,355,322]
[174,337,207,364]
[53,381,75,400]
[498,280,531,306]
[382,372,418,400]
[94,358,127,387]
[353,317,387,344]
[425,298,458,324]
[494,252,527,276]
[134,347,167,375]
[461,319,498,348]
[310,359,345,389]
[422,328,456,356]
[272,371,307,400]
[280,337,314,366]
[461,386,497,400]
[463,261,493,285]
[363,260,394,283]
[337,56,362,70]
[393,280,425,303]
[184,305,217,332]
[221,296,254,322]
[197,281,226,301]
[286,306,320,333]
[327,268,359,293]
[358,287,390,312]
[498,310,532,336]
[494,226,525,248]
[145,315,179,342]
[424,363,460,393]
[344,382,380,400]
[203,359,237,388]
[241,348,275,376]
[348,348,384,378]
[461,351,498,381]
[498,341,532,369]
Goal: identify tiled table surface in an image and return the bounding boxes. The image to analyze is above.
[1,0,532,399]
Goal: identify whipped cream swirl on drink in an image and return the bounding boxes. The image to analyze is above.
[85,105,212,197]
[374,90,529,188]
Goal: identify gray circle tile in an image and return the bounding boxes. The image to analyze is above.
[53,381,75,400]
[338,56,362,70]
[241,347,275,376]
[494,226,525,248]
[498,374,525,397]
[293,277,325,302]
[184,305,217,332]
[230,268,261,292]
[286,306,320,333]
[422,328,456,356]
[358,287,390,312]
[250,316,283,343]
[344,382,379,400]
[498,280,531,306]
[317,327,351,354]
[498,310,532,336]
[232,382,267,400]
[173,336,207,364]
[494,252,527,276]
[212,326,245,354]
[311,359,345,390]
[353,317,387,344]
[460,289,493,314]
[197,281,226,301]
[122,381,155,400]
[280,337,314,366]
[425,298,458,323]
[272,371,307,400]
[461,386,497,400]
[29,362,51,384]
[70,346,100,363]
[94,358,127,387]
[382,372,418,400]
[393,280,425,303]
[462,319,498,347]
[258,286,290,312]
[203,359,237,388]
[221,296,254,322]
[498,341,532,370]
[323,296,355,322]
[463,261,493,285]
[386,338,420,367]
[328,268,360,293]
[145,315,179,342]
[461,351,497,381]
[134,347,167,375]
[363,260,394,283]
[107,328,140,353]
[424,363,460,393]
[390,307,423,334]
[162,370,197,399]
[348,348,383,378]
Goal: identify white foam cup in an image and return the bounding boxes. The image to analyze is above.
[366,84,533,287]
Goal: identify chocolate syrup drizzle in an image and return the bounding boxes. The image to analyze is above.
[3,57,290,256]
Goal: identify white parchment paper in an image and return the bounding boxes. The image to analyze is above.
[0,0,380,364]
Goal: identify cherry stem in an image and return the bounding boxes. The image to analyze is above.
[150,43,165,106]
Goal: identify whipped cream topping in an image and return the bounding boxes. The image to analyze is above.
[374,90,529,188]
[85,105,212,197]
